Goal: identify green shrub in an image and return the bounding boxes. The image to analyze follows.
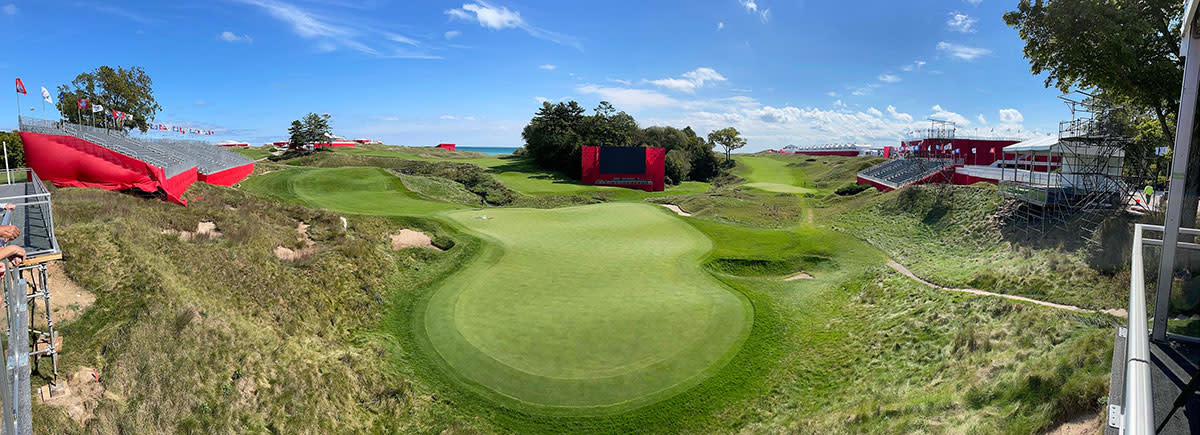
[835,183,871,196]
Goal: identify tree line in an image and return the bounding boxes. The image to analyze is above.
[521,101,744,184]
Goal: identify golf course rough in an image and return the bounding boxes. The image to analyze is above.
[420,203,753,414]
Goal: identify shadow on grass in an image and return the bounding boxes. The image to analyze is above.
[486,156,585,186]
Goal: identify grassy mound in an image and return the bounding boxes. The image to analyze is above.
[836,185,1126,310]
[418,203,751,413]
[240,166,467,215]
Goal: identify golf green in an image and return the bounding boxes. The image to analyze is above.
[420,203,752,413]
[736,156,816,194]
[241,167,465,215]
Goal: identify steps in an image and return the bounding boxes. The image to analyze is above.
[858,158,956,190]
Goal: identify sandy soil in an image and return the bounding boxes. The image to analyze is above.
[391,229,441,250]
[40,366,106,425]
[659,204,692,217]
[163,221,222,241]
[40,262,94,325]
[783,272,814,281]
[274,221,317,261]
[1046,408,1105,435]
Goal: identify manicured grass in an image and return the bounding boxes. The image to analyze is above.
[230,147,273,160]
[240,166,467,216]
[418,203,751,413]
[734,155,816,194]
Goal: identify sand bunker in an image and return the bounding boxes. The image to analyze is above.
[660,204,692,217]
[274,221,317,261]
[783,272,814,281]
[391,229,441,250]
[163,221,222,241]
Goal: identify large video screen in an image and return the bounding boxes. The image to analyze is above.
[598,146,646,174]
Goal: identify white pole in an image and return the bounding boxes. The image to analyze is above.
[3,142,10,185]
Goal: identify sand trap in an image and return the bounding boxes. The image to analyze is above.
[163,221,222,241]
[40,366,107,425]
[783,272,814,281]
[391,229,441,250]
[274,221,318,261]
[660,204,692,217]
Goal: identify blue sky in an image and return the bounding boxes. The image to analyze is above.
[2,0,1071,150]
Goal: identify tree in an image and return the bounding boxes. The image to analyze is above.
[708,127,746,163]
[287,113,332,150]
[664,149,692,185]
[586,101,638,147]
[54,65,161,132]
[0,131,25,169]
[522,101,588,177]
[1004,0,1200,226]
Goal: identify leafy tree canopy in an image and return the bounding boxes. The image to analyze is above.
[55,65,161,133]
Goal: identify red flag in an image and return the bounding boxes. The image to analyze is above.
[78,98,88,110]
[14,78,26,95]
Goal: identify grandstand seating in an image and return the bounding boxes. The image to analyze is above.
[17,117,255,204]
[857,158,955,190]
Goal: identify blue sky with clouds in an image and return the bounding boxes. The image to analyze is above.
[2,0,1072,150]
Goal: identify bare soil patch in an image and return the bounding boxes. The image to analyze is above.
[163,221,222,241]
[1046,408,1104,435]
[40,366,106,425]
[41,262,94,325]
[274,221,317,261]
[391,229,441,250]
[660,204,692,217]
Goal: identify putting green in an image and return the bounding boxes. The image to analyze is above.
[421,203,751,413]
[240,167,465,215]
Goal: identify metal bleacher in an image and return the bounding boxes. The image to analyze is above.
[857,157,955,190]
[138,138,253,175]
[18,118,250,177]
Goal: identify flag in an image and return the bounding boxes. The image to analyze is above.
[92,103,103,113]
[14,78,26,95]
[78,98,88,110]
[40,87,51,103]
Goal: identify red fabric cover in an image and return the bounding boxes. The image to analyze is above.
[856,176,894,192]
[19,131,194,205]
[580,146,666,192]
[437,143,456,150]
[882,147,893,158]
[199,163,255,186]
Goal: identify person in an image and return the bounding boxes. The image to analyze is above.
[1144,185,1156,211]
[0,203,17,242]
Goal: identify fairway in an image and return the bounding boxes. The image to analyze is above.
[735,155,816,194]
[420,203,751,413]
[241,167,466,215]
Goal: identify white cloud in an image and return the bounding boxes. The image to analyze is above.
[608,78,632,85]
[444,30,462,39]
[648,67,727,94]
[717,21,724,30]
[998,108,1024,123]
[977,114,988,124]
[900,60,926,72]
[887,105,913,122]
[738,0,771,22]
[966,0,982,5]
[851,87,872,97]
[947,12,977,33]
[219,31,253,43]
[2,4,15,15]
[576,84,677,109]
[387,33,419,46]
[834,99,845,107]
[538,64,556,70]
[440,115,457,120]
[195,101,209,107]
[234,0,439,58]
[930,104,971,126]
[827,91,839,97]
[878,74,901,83]
[446,1,580,49]
[535,96,549,104]
[936,41,991,61]
[867,107,884,117]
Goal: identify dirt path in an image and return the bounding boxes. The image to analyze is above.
[886,260,1127,318]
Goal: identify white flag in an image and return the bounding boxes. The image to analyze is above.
[40,87,51,103]
[92,104,103,113]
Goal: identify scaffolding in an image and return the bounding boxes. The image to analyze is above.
[0,168,63,435]
[999,96,1153,243]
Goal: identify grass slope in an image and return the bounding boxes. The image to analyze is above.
[836,185,1126,310]
[419,203,751,413]
[240,166,467,216]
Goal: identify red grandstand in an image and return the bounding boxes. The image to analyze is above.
[437,143,456,151]
[18,118,255,204]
